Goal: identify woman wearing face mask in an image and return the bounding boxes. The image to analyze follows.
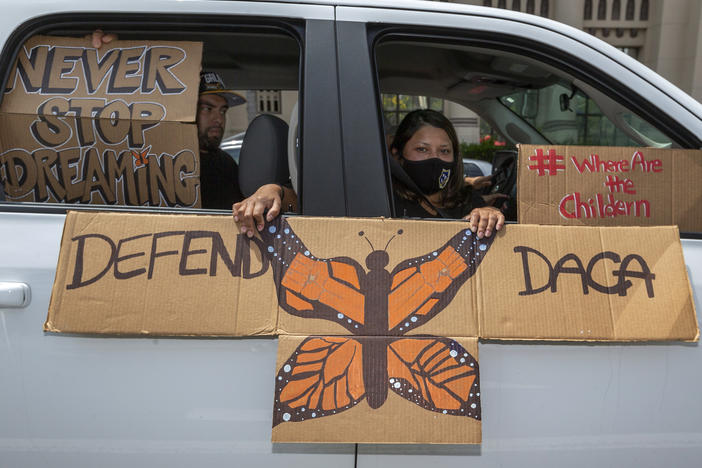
[234,109,503,240]
[391,109,504,239]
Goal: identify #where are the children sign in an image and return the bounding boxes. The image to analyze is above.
[517,144,702,231]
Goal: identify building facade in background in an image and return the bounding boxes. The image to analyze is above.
[458,0,702,100]
[409,0,702,146]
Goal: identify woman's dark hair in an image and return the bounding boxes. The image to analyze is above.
[390,109,467,208]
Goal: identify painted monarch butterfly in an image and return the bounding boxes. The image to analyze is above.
[259,217,494,426]
[131,147,150,167]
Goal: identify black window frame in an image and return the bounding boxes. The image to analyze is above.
[0,12,314,216]
[363,24,702,230]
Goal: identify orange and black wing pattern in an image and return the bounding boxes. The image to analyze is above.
[387,228,494,335]
[260,218,367,333]
[273,336,366,426]
[387,337,480,419]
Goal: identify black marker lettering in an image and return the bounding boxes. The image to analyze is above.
[66,234,116,290]
[114,233,150,280]
[148,231,185,279]
[514,246,553,296]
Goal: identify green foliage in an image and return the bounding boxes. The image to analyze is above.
[460,137,508,162]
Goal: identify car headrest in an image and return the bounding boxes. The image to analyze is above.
[238,114,290,197]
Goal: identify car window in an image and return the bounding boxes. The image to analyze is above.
[375,38,678,150]
[373,36,680,220]
[0,25,301,211]
[500,84,674,147]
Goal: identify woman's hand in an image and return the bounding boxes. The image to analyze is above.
[88,29,117,48]
[232,184,285,238]
[464,174,493,190]
[481,192,509,208]
[464,206,505,239]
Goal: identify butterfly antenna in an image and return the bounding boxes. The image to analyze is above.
[358,231,375,251]
[384,229,404,250]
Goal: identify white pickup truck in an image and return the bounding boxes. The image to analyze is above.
[1,1,701,467]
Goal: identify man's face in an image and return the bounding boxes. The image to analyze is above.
[196,93,228,153]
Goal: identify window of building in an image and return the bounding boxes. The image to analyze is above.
[540,0,549,17]
[618,46,640,59]
[257,90,282,114]
[527,0,535,14]
[612,0,621,20]
[597,0,607,20]
[382,94,444,126]
[625,0,635,20]
[640,0,649,20]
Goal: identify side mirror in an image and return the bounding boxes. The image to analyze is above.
[559,93,572,112]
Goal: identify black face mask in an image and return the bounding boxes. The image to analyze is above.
[402,158,453,194]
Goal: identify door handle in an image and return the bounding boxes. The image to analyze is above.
[0,282,31,308]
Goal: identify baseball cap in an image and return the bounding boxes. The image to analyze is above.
[199,71,246,107]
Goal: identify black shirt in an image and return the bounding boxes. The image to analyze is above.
[199,148,244,209]
[393,190,485,219]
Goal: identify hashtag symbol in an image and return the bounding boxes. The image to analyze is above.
[527,148,565,176]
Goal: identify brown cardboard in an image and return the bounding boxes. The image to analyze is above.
[46,211,278,336]
[272,335,481,444]
[517,145,702,231]
[45,211,700,444]
[2,36,202,121]
[0,113,199,206]
[0,36,203,207]
[477,224,698,341]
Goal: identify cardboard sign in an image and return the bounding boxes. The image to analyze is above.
[517,145,702,231]
[0,36,202,207]
[45,212,699,444]
[272,335,481,444]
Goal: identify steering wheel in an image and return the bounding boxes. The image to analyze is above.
[485,150,518,221]
[488,150,517,197]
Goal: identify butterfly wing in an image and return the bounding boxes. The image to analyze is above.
[386,336,480,419]
[387,227,494,335]
[259,217,367,333]
[273,336,366,426]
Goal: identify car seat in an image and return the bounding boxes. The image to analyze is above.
[238,114,291,197]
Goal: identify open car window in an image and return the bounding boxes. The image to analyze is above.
[374,35,681,221]
[375,37,678,149]
[0,25,301,211]
[500,82,674,148]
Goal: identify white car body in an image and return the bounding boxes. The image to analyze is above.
[1,1,701,467]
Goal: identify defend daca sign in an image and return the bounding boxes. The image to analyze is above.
[517,144,702,231]
[45,212,699,444]
[0,35,203,207]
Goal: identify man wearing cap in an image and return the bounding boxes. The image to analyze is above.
[91,30,294,221]
[197,71,246,208]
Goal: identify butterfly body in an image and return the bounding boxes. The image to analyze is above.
[358,251,392,408]
[261,218,493,426]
